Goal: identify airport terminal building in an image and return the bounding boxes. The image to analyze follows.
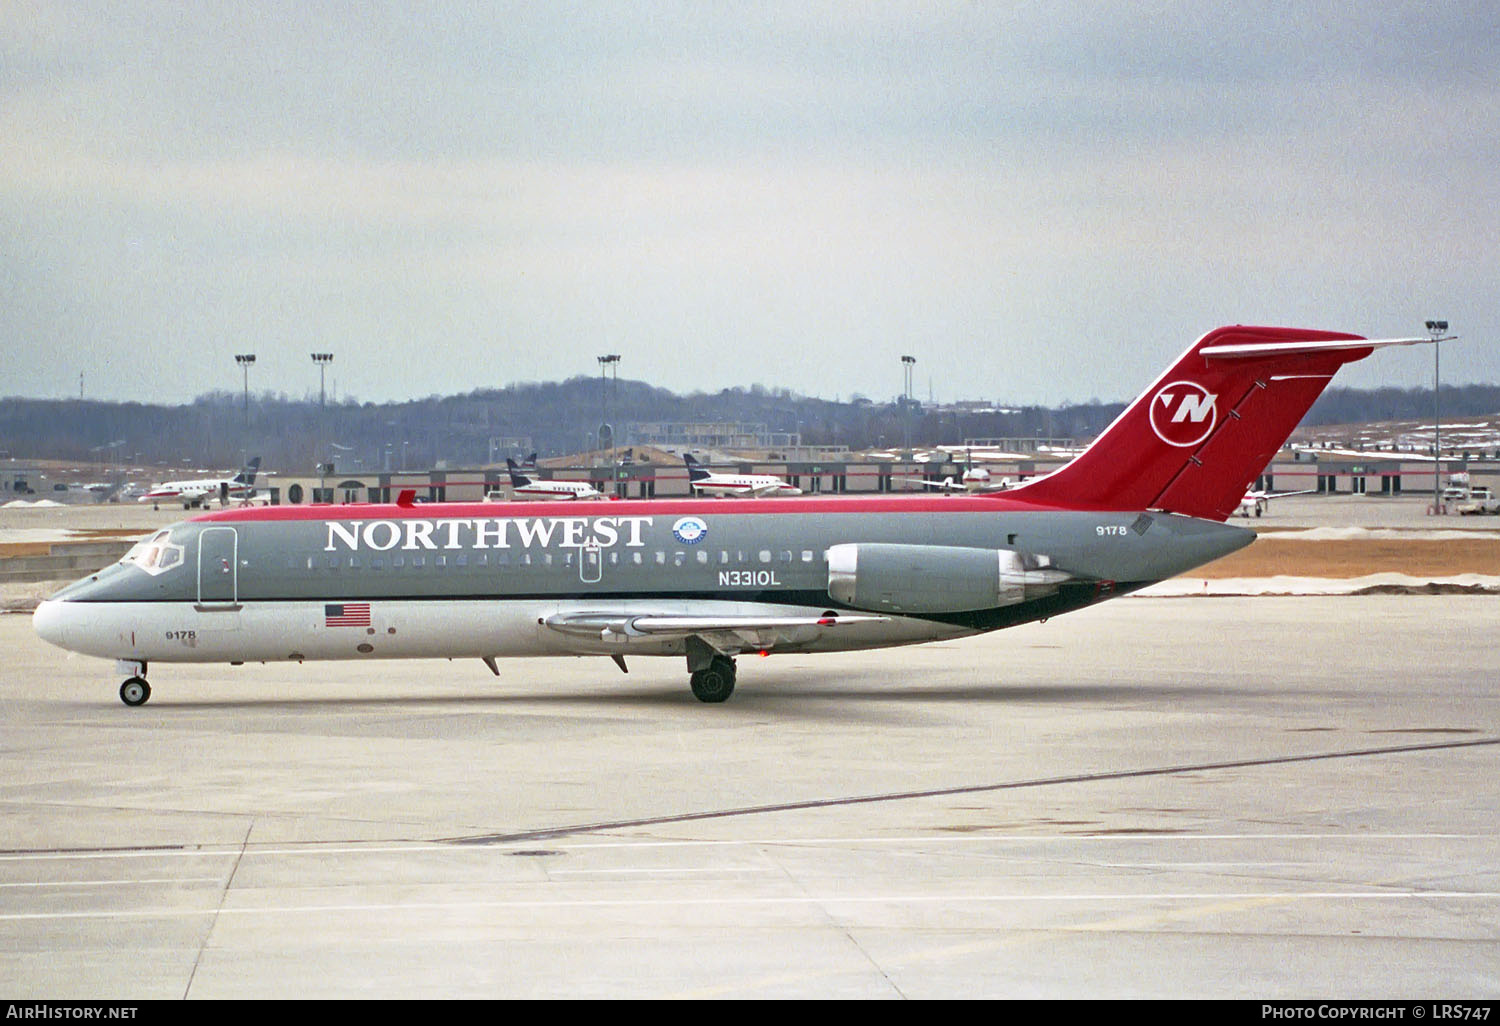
[259,448,1497,509]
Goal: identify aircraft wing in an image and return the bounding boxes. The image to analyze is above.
[543,611,889,649]
[748,482,784,497]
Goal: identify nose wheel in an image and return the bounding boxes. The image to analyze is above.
[119,676,151,707]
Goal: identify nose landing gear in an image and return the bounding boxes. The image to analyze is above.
[119,676,151,706]
[115,660,150,706]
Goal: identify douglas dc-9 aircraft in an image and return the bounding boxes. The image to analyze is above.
[35,326,1438,706]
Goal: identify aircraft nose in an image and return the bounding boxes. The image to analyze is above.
[33,599,72,650]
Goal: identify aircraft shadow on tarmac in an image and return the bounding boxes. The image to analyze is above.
[63,670,1244,721]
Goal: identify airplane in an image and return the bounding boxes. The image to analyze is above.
[505,458,605,501]
[1236,488,1315,518]
[34,325,1441,707]
[73,480,127,502]
[909,455,1015,493]
[141,458,263,510]
[683,453,803,497]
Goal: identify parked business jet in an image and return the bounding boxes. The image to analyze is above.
[74,480,127,502]
[1236,488,1316,517]
[684,453,802,497]
[141,458,263,510]
[911,462,1015,494]
[36,326,1441,706]
[506,459,604,501]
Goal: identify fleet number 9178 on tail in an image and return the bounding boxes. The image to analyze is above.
[35,326,1442,705]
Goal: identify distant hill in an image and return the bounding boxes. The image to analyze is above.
[3,378,1496,472]
[1306,384,1500,426]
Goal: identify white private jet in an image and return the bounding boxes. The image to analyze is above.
[1236,488,1314,517]
[505,459,604,501]
[684,454,802,497]
[141,458,263,510]
[73,480,127,502]
[910,465,1017,494]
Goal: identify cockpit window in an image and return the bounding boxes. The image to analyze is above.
[122,530,185,576]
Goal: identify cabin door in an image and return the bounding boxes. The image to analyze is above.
[197,527,239,607]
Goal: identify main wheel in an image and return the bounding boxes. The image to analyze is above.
[119,677,151,707]
[690,660,736,703]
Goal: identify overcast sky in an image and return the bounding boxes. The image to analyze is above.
[3,2,1496,407]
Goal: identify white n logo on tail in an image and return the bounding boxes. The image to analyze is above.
[1149,381,1218,447]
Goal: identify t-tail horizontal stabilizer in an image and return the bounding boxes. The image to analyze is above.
[1004,326,1443,522]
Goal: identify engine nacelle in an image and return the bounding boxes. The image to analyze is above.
[826,543,1070,614]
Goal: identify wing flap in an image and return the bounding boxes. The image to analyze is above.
[543,611,888,641]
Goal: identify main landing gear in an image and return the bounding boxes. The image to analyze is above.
[116,661,150,706]
[685,637,736,703]
[689,655,737,703]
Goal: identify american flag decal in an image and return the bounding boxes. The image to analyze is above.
[325,602,371,627]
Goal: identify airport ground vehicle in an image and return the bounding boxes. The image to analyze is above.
[1455,486,1500,515]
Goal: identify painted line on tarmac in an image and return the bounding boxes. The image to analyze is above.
[3,889,1500,923]
[0,831,1494,863]
[441,735,1500,845]
[0,877,222,888]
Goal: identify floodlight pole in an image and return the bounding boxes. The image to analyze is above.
[901,355,916,452]
[311,353,334,411]
[597,353,620,464]
[1426,320,1448,513]
[234,354,256,423]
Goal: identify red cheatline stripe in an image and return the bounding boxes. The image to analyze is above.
[198,494,1073,523]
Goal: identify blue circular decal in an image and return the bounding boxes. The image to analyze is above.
[672,516,708,545]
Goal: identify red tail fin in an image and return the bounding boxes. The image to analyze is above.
[1006,326,1429,521]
